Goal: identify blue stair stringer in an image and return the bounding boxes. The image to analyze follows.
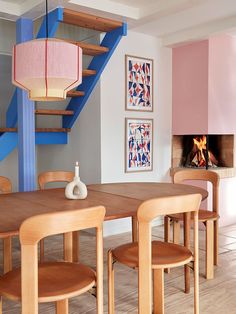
[63,23,127,128]
[1,8,127,161]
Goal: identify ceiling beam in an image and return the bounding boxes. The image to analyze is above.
[162,14,236,47]
[68,0,139,19]
[0,1,20,17]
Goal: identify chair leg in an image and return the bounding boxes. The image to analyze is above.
[194,249,199,314]
[184,264,191,294]
[164,216,170,243]
[153,269,164,314]
[0,296,2,314]
[3,237,12,274]
[56,299,68,314]
[206,220,214,279]
[214,220,219,266]
[173,221,180,244]
[164,217,170,274]
[108,250,115,314]
[39,239,44,262]
[132,216,138,242]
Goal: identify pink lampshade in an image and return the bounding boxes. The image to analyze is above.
[12,38,82,101]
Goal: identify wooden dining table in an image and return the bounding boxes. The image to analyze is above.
[0,182,208,273]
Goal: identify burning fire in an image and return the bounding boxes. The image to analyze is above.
[190,136,218,167]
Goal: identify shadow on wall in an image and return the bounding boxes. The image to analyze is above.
[0,55,14,128]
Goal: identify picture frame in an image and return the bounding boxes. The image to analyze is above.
[125,55,153,112]
[125,118,153,173]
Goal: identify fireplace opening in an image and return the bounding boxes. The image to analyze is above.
[172,134,234,170]
[183,135,219,169]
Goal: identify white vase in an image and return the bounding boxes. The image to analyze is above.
[65,177,88,200]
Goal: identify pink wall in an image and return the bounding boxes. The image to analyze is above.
[208,35,236,134]
[172,40,209,135]
[173,35,236,135]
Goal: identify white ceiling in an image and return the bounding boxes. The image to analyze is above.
[1,0,236,46]
[1,0,24,3]
[110,0,159,9]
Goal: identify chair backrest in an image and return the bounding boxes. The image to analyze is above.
[19,206,105,314]
[173,169,220,214]
[38,171,74,189]
[0,176,12,194]
[137,194,201,314]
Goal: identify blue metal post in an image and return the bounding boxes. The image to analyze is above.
[16,18,36,192]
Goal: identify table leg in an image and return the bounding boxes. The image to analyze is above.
[72,231,79,263]
[3,237,12,274]
[63,232,73,262]
[173,221,181,244]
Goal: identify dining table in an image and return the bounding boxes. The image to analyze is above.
[0,182,208,274]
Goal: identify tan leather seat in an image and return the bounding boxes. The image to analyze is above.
[112,241,192,269]
[168,209,219,222]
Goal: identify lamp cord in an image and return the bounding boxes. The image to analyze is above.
[46,0,49,38]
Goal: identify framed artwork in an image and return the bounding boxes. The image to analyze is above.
[125,55,153,112]
[125,118,153,172]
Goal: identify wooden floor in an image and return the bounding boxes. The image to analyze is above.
[1,223,236,313]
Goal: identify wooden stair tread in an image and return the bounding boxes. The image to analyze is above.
[0,128,71,133]
[67,90,85,97]
[62,39,109,56]
[35,109,74,116]
[63,8,123,32]
[82,69,96,77]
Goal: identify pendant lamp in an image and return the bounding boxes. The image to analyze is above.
[12,1,82,101]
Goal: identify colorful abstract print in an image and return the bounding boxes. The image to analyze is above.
[127,121,152,171]
[127,57,152,110]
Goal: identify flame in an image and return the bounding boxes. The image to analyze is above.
[191,136,218,167]
[193,136,207,165]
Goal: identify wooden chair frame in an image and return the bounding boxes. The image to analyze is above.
[0,206,105,314]
[0,176,13,274]
[165,169,220,280]
[108,194,202,314]
[38,171,75,262]
[38,171,74,190]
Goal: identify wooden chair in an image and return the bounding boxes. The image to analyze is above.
[164,169,220,280]
[108,194,201,314]
[0,205,105,314]
[0,176,16,274]
[38,171,74,262]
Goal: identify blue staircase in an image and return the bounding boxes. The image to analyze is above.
[0,8,127,161]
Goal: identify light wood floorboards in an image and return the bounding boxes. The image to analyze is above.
[1,224,236,313]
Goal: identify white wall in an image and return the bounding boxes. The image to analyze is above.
[100,31,172,235]
[0,20,15,55]
[37,83,101,185]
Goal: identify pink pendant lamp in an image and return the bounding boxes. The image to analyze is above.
[12,1,82,101]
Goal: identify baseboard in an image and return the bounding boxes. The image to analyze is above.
[103,216,164,237]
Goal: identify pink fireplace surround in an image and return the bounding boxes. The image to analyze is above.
[172,34,236,227]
